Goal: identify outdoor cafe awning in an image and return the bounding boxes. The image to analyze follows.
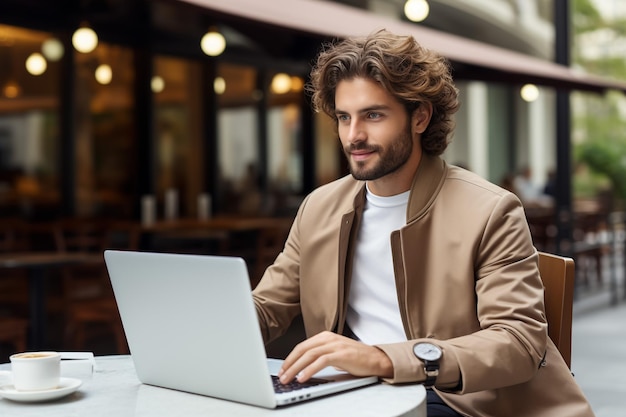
[178,0,626,94]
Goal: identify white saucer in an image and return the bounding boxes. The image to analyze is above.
[0,377,82,403]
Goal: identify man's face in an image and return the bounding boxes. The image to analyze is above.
[335,77,420,187]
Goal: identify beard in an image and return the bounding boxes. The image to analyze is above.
[343,123,413,181]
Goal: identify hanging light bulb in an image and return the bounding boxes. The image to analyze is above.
[95,64,112,85]
[271,73,292,94]
[520,84,540,102]
[72,25,98,53]
[41,38,64,61]
[404,0,430,22]
[213,77,226,94]
[290,76,304,92]
[3,81,21,98]
[25,53,47,76]
[151,76,165,93]
[201,29,226,56]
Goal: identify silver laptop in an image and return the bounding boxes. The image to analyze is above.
[104,250,378,408]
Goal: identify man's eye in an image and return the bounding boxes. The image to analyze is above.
[337,114,349,122]
[367,112,382,119]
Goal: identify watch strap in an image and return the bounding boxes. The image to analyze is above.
[423,360,439,387]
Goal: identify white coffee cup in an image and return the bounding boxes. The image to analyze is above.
[0,351,61,391]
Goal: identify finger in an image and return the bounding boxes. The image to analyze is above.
[287,340,387,382]
[279,344,330,383]
[284,348,336,384]
[279,334,339,383]
[278,332,334,377]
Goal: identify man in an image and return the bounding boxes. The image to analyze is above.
[252,30,594,416]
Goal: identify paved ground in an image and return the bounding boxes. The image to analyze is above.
[572,292,626,417]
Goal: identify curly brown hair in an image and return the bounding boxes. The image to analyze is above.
[307,30,459,156]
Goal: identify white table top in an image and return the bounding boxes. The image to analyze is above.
[0,355,426,417]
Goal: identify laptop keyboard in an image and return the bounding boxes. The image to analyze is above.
[272,375,330,393]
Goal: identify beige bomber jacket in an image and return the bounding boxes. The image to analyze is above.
[253,155,594,417]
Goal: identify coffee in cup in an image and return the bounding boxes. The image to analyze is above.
[4,351,61,391]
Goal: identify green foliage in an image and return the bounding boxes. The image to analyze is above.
[572,1,626,207]
[572,0,626,81]
[572,0,605,34]
[612,18,626,37]
[577,56,626,81]
[576,140,626,203]
[572,166,610,199]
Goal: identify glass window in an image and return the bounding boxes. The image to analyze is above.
[153,55,204,219]
[266,71,307,215]
[314,112,342,186]
[217,63,260,215]
[75,42,134,217]
[0,25,60,219]
[268,104,301,192]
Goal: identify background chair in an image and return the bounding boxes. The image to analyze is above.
[537,251,575,368]
[252,222,292,288]
[0,318,28,355]
[0,219,30,315]
[0,218,30,358]
[53,218,138,354]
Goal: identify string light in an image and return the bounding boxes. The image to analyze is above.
[72,25,98,53]
[201,30,226,56]
[25,53,47,75]
[151,76,165,93]
[2,81,20,98]
[41,38,64,61]
[404,0,430,22]
[95,64,112,85]
[520,84,540,102]
[214,77,226,94]
[271,73,291,94]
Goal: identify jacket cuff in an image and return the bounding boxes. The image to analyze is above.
[375,340,461,389]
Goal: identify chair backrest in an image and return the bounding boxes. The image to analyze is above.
[537,251,575,368]
[54,218,108,253]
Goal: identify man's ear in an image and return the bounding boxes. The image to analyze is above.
[412,102,433,134]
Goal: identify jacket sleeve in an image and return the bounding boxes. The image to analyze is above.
[376,192,548,393]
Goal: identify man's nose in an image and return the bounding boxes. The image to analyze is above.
[346,119,366,143]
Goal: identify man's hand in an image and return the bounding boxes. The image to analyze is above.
[277,331,393,384]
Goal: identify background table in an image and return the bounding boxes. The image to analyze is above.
[0,252,102,349]
[0,355,426,417]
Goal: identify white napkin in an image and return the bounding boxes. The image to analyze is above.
[60,352,95,380]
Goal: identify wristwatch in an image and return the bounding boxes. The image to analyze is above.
[413,342,442,387]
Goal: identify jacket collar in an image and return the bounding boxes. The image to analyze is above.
[406,154,447,223]
[347,154,447,223]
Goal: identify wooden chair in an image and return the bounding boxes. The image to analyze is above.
[54,218,137,354]
[0,225,29,315]
[537,251,575,368]
[0,218,31,353]
[0,318,29,354]
[0,282,29,356]
[252,222,291,288]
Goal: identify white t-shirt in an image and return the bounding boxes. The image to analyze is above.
[346,185,409,345]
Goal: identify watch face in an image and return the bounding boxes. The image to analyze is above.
[413,343,442,361]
